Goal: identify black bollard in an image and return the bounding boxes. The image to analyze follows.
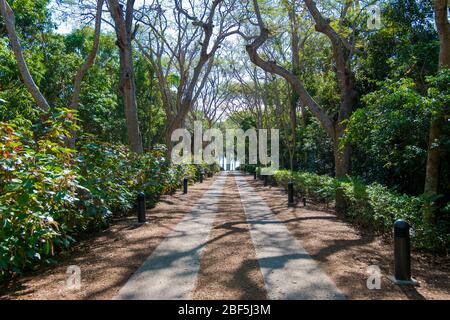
[200,172,204,183]
[183,178,188,194]
[264,175,268,186]
[388,219,418,285]
[303,197,307,206]
[137,192,146,223]
[254,171,257,180]
[288,181,295,207]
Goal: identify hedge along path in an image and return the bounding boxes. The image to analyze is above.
[235,173,346,300]
[114,172,227,300]
[0,173,219,300]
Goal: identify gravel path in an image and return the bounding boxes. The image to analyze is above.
[0,174,219,300]
[248,175,450,300]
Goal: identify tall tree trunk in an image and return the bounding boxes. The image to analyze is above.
[300,104,308,166]
[333,93,353,213]
[0,0,49,112]
[287,1,299,172]
[165,127,174,155]
[424,0,449,224]
[333,132,351,177]
[69,0,103,112]
[120,43,143,153]
[109,0,143,154]
[434,0,450,67]
[164,101,192,157]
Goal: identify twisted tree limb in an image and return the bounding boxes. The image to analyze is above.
[0,0,49,112]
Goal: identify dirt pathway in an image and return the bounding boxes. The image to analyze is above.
[2,171,449,300]
[192,174,266,300]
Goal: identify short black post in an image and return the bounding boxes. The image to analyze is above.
[137,192,146,223]
[303,197,307,206]
[254,171,257,180]
[389,219,418,285]
[200,172,204,183]
[288,181,295,207]
[394,220,411,280]
[183,178,188,194]
[264,175,268,186]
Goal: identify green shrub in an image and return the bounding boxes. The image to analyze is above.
[0,111,215,282]
[0,110,99,279]
[272,170,335,204]
[272,170,449,252]
[240,164,257,173]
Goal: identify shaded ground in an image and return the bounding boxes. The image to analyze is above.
[2,171,449,300]
[247,174,450,300]
[0,176,217,300]
[192,174,267,299]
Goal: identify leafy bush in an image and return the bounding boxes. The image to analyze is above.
[0,110,218,282]
[270,169,335,204]
[240,164,257,173]
[0,111,96,278]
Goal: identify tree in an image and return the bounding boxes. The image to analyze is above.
[0,0,49,112]
[229,57,272,130]
[423,0,449,224]
[69,0,104,112]
[284,0,309,171]
[191,62,231,129]
[135,0,242,152]
[1,0,105,126]
[67,0,104,147]
[108,0,143,153]
[243,0,361,210]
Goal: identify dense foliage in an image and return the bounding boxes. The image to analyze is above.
[345,71,450,195]
[0,109,218,281]
[244,168,450,252]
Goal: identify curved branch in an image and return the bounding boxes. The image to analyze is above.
[0,0,49,112]
[244,0,334,137]
[69,0,104,111]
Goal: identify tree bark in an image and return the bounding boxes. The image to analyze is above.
[423,0,449,224]
[0,0,49,112]
[109,0,143,154]
[434,0,450,67]
[287,1,299,172]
